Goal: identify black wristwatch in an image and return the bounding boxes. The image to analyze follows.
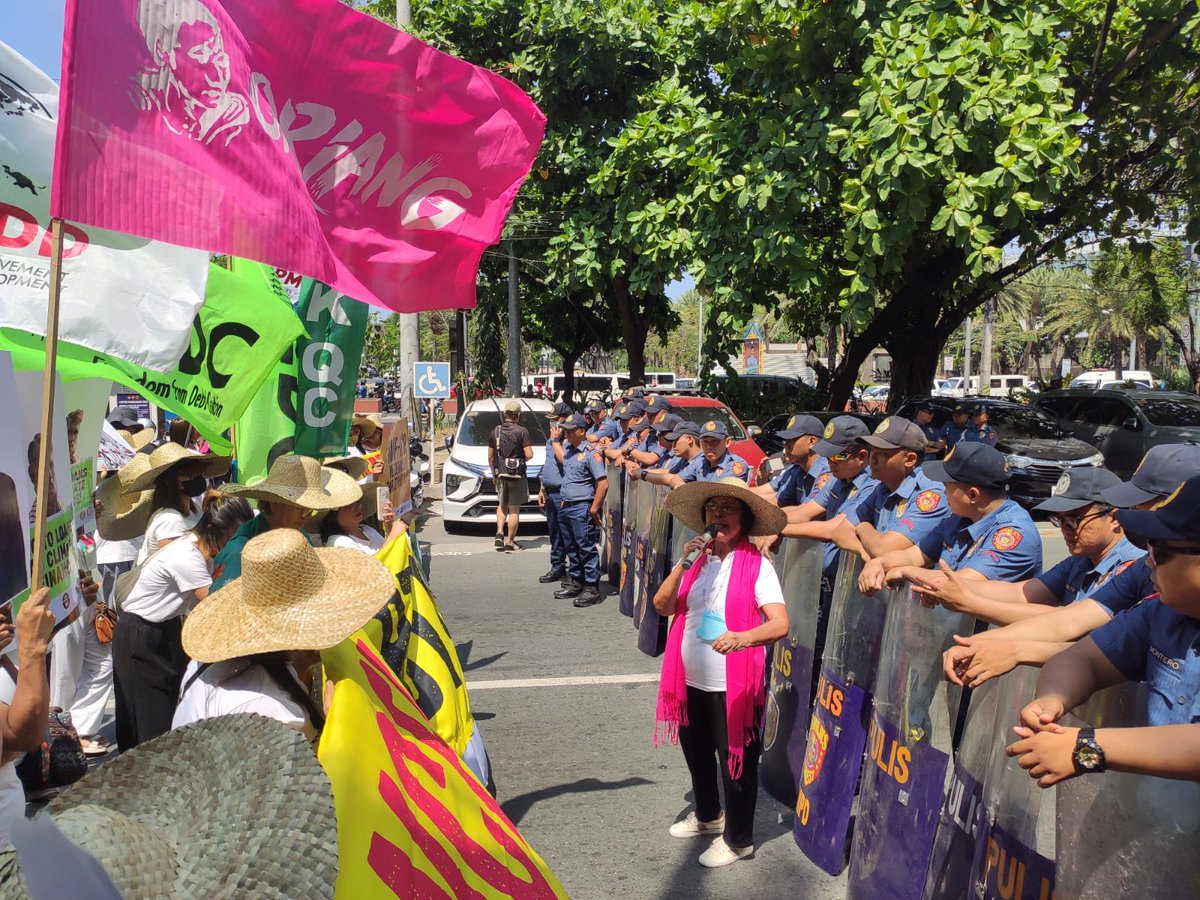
[1072,726,1106,774]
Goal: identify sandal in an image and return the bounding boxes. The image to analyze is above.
[80,735,113,757]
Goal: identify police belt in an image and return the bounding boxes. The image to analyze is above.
[560,497,593,504]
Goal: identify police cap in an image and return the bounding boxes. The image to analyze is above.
[1034,466,1122,513]
[923,442,1011,489]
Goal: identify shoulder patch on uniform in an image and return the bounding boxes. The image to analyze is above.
[816,472,832,489]
[1112,559,1136,578]
[593,452,602,463]
[915,490,941,512]
[991,527,1023,551]
[732,461,746,475]
[823,421,836,439]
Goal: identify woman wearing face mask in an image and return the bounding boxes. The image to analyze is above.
[112,491,253,750]
[122,443,231,564]
[652,478,789,868]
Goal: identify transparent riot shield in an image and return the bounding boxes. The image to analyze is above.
[604,463,623,586]
[618,472,640,617]
[760,537,825,807]
[793,551,892,875]
[1056,682,1200,897]
[846,586,971,899]
[635,484,673,656]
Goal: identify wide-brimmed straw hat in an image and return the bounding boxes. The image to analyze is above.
[220,454,362,511]
[94,454,157,541]
[322,454,370,481]
[182,528,395,663]
[351,415,379,439]
[123,442,230,494]
[664,477,787,537]
[4,714,338,897]
[115,428,154,452]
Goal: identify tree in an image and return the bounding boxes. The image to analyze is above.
[361,311,400,377]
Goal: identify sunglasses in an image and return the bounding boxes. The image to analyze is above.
[1146,539,1200,564]
[703,500,745,515]
[827,452,851,463]
[1049,506,1111,531]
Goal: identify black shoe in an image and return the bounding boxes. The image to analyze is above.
[554,581,583,599]
[573,584,603,607]
[538,568,567,584]
[494,533,505,549]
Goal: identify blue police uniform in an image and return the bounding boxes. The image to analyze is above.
[1087,557,1157,617]
[664,452,691,475]
[592,417,620,442]
[1034,537,1145,605]
[1092,600,1200,725]
[963,424,999,447]
[917,498,1042,580]
[936,421,971,450]
[611,427,637,450]
[677,450,751,483]
[637,431,667,462]
[813,469,877,578]
[846,469,950,545]
[771,455,832,507]
[918,422,940,445]
[541,439,568,574]
[559,442,608,585]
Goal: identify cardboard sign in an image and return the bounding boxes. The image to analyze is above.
[384,419,412,517]
[70,458,96,535]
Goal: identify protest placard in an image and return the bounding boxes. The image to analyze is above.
[385,419,412,517]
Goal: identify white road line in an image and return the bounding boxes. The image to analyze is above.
[468,673,660,690]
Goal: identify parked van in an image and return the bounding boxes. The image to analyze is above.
[933,374,1030,398]
[1069,370,1155,390]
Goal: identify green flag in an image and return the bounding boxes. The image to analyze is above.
[0,261,303,454]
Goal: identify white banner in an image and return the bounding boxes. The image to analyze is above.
[0,42,208,372]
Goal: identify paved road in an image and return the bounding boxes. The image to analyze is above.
[413,503,1068,899]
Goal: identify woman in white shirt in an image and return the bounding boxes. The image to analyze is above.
[173,527,396,739]
[112,492,251,750]
[652,478,789,869]
[122,443,231,564]
[319,492,407,555]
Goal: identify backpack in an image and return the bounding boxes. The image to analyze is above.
[493,424,527,478]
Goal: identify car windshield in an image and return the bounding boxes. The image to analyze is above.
[457,409,552,446]
[673,406,748,440]
[1135,397,1200,427]
[984,405,1065,439]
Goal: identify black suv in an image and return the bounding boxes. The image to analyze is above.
[1034,389,1200,478]
[894,396,1104,506]
[755,410,883,456]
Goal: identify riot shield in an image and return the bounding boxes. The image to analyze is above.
[793,551,892,875]
[846,586,972,899]
[760,537,825,808]
[1056,683,1200,897]
[634,483,673,657]
[618,472,640,617]
[604,463,623,586]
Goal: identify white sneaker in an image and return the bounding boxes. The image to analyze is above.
[698,837,754,868]
[668,811,725,838]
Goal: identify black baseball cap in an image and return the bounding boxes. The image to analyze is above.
[915,401,933,413]
[615,401,646,420]
[923,442,1012,489]
[951,404,969,416]
[631,419,652,433]
[698,420,730,440]
[969,405,988,417]
[561,413,589,431]
[644,395,673,415]
[1117,475,1200,544]
[551,401,573,418]
[621,387,646,399]
[1034,466,1123,513]
[815,416,870,457]
[1101,443,1200,508]
[585,400,605,415]
[775,413,824,440]
[861,416,926,452]
[666,421,701,441]
[653,413,682,434]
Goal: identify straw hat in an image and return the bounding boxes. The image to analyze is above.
[8,714,337,897]
[182,528,395,663]
[322,454,369,481]
[351,415,378,439]
[94,454,157,541]
[123,442,231,494]
[664,477,788,537]
[220,454,362,511]
[115,428,154,452]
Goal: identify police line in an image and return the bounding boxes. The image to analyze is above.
[600,467,1200,898]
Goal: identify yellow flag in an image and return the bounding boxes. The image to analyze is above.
[367,533,473,756]
[319,635,568,899]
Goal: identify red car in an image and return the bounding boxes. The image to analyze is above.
[667,395,766,484]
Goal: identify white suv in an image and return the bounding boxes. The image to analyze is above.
[441,397,553,531]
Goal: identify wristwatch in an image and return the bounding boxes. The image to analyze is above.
[1072,726,1106,774]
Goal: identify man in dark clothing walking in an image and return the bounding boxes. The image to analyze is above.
[488,399,533,552]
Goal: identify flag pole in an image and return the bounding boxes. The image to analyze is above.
[29,218,67,591]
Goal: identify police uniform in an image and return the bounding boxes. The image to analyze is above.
[917,498,1043,580]
[813,469,877,578]
[1087,557,1157,616]
[771,455,832,507]
[1035,538,1144,605]
[846,469,949,544]
[637,429,667,462]
[677,450,750,484]
[935,418,971,450]
[558,438,608,590]
[540,435,568,577]
[963,422,999,447]
[591,416,620,442]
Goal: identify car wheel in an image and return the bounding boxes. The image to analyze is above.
[443,519,469,535]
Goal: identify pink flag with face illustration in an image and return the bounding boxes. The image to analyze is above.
[51,0,545,313]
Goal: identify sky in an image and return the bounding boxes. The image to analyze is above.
[8,4,66,80]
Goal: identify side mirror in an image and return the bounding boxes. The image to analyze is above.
[1122,416,1142,432]
[444,434,455,450]
[748,425,763,437]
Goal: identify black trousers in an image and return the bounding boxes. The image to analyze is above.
[112,612,187,750]
[678,685,761,849]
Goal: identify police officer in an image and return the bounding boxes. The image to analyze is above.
[963,405,999,447]
[1008,475,1200,785]
[639,420,702,486]
[586,400,619,444]
[552,413,609,607]
[602,401,646,462]
[537,402,574,586]
[932,404,971,453]
[914,402,940,460]
[860,442,1042,593]
[753,414,830,508]
[626,413,678,471]
[837,416,950,558]
[643,395,673,427]
[668,420,750,486]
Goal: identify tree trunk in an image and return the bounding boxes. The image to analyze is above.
[611,276,647,384]
[979,298,994,394]
[561,353,578,407]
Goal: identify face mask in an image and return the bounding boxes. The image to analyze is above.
[180,475,207,496]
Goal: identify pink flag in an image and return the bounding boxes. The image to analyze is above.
[51,0,545,313]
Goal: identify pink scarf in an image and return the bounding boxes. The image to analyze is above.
[654,538,765,779]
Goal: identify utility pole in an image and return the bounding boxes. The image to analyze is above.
[507,241,521,395]
[963,316,973,389]
[979,298,994,395]
[396,0,418,420]
[696,295,704,376]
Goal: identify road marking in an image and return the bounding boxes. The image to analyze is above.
[468,673,660,690]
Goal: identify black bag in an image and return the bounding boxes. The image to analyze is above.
[493,424,527,478]
[16,706,88,795]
